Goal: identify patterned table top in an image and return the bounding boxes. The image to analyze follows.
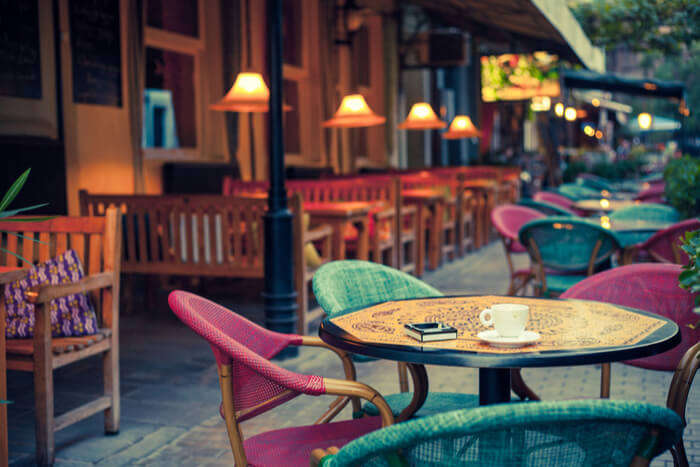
[329,295,668,355]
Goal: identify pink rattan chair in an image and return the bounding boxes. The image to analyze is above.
[533,191,585,216]
[491,205,544,295]
[635,184,666,203]
[168,291,393,467]
[561,264,699,395]
[629,218,700,265]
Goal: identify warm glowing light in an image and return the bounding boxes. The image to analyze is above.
[601,190,611,198]
[583,125,595,137]
[595,130,603,139]
[600,216,611,229]
[322,94,386,128]
[564,107,577,121]
[210,72,290,112]
[442,115,481,139]
[576,109,588,119]
[398,103,447,130]
[638,112,652,130]
[600,199,610,209]
[554,102,565,117]
[591,98,600,107]
[530,96,551,112]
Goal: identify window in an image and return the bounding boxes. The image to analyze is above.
[143,0,204,159]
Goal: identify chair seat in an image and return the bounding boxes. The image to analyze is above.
[543,274,586,295]
[6,328,112,356]
[362,392,480,418]
[243,415,382,467]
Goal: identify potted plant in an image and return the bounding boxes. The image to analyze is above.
[664,156,700,219]
[679,229,700,323]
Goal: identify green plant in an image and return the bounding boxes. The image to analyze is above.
[590,159,643,181]
[679,229,700,316]
[0,168,51,263]
[664,156,700,219]
[563,160,587,182]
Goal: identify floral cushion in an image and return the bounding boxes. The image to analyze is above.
[4,249,98,338]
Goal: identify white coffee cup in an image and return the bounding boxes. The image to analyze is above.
[479,304,529,338]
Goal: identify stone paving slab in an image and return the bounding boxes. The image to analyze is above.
[7,242,698,466]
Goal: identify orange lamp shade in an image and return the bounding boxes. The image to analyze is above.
[210,72,291,112]
[322,94,386,128]
[398,103,446,130]
[442,115,481,139]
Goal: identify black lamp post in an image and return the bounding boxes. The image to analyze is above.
[264,0,298,357]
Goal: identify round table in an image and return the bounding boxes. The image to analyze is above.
[573,199,639,215]
[319,295,680,410]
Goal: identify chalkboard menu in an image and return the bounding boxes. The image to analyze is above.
[69,0,122,106]
[0,0,42,99]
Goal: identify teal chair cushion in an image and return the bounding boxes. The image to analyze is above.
[542,273,586,295]
[323,400,684,467]
[609,203,680,223]
[362,392,480,418]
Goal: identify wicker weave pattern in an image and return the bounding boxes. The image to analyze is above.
[561,264,698,371]
[312,261,442,318]
[608,203,680,223]
[638,218,700,264]
[491,205,544,253]
[518,199,577,217]
[168,291,324,421]
[324,400,683,466]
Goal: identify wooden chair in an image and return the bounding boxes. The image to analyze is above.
[667,341,700,467]
[0,209,122,465]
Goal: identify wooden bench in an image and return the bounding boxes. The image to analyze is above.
[0,209,121,465]
[79,191,331,334]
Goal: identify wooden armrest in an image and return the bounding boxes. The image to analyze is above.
[323,377,394,427]
[28,272,116,304]
[373,207,395,221]
[310,446,339,466]
[305,224,333,242]
[0,269,29,285]
[297,336,360,422]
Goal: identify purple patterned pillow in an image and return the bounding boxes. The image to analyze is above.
[4,249,98,338]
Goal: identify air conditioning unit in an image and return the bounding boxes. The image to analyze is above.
[403,31,470,68]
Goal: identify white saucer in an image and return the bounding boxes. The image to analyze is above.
[477,330,541,348]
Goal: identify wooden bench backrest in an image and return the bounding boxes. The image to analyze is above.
[287,177,397,204]
[0,209,121,324]
[80,191,268,277]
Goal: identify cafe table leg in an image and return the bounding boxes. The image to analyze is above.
[429,201,443,270]
[395,363,429,422]
[414,205,426,276]
[355,217,370,261]
[479,368,511,405]
[332,221,347,260]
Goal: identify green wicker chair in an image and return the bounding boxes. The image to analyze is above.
[609,204,681,247]
[557,184,602,200]
[576,174,617,192]
[518,199,577,217]
[313,400,684,467]
[312,261,536,420]
[518,217,621,297]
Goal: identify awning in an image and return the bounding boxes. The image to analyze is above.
[405,0,605,72]
[562,70,685,99]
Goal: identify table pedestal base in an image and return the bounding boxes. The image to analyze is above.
[479,368,511,405]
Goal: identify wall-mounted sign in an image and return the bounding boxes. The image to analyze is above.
[69,0,122,106]
[481,52,560,102]
[0,0,42,99]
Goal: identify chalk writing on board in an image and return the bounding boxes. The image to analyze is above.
[69,0,122,106]
[0,0,42,99]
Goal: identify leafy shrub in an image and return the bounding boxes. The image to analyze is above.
[563,160,587,183]
[679,229,700,314]
[664,156,700,219]
[591,159,643,181]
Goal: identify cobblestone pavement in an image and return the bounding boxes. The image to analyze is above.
[7,243,699,466]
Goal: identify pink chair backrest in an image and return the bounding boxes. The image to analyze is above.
[168,291,323,421]
[561,264,699,371]
[635,184,665,203]
[491,204,544,247]
[534,191,576,210]
[641,218,700,264]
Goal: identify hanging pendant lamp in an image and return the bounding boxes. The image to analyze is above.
[323,94,385,128]
[210,72,291,113]
[442,115,481,139]
[398,103,446,130]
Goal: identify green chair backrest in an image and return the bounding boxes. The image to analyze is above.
[577,175,616,192]
[322,400,683,467]
[312,260,442,318]
[518,217,621,272]
[518,199,577,217]
[557,184,602,200]
[609,203,680,223]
